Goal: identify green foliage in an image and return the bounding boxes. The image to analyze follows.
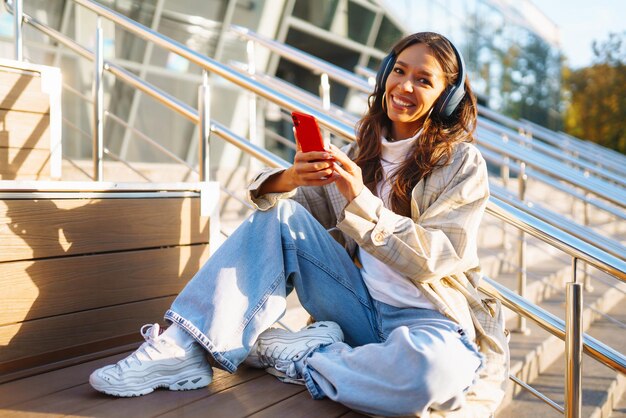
[499,32,563,131]
[564,32,626,154]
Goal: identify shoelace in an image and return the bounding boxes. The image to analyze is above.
[274,359,299,379]
[256,343,308,368]
[115,324,163,372]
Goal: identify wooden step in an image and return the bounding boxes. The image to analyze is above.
[0,349,361,417]
[0,196,208,262]
[0,66,49,113]
[611,391,626,417]
[0,59,61,181]
[0,185,214,379]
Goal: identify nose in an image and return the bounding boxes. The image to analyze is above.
[400,79,413,92]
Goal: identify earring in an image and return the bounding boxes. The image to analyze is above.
[381,91,387,112]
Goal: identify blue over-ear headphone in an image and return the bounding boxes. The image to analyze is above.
[375,35,466,120]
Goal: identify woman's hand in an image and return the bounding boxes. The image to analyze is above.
[285,149,336,187]
[328,144,364,202]
[257,133,335,195]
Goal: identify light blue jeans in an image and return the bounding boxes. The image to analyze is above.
[165,200,482,416]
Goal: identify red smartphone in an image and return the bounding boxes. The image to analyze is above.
[292,111,326,153]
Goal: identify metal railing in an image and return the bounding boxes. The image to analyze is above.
[479,107,626,178]
[6,1,626,417]
[479,118,626,189]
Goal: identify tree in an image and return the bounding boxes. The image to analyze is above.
[563,32,626,154]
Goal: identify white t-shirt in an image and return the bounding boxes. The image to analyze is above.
[358,130,437,309]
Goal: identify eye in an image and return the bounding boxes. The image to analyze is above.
[418,78,432,86]
[392,66,404,75]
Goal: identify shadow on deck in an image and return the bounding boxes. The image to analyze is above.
[0,346,368,417]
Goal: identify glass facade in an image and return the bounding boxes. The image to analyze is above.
[0,0,563,173]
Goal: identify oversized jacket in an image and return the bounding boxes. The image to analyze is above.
[248,141,509,417]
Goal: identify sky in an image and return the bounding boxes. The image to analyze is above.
[536,0,626,68]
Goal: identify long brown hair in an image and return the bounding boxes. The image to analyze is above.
[354,32,477,216]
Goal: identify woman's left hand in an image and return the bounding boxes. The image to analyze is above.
[328,144,364,202]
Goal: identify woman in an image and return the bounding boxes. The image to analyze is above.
[90,32,508,417]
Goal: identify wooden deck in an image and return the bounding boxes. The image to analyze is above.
[0,346,367,417]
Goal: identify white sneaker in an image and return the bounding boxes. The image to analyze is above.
[245,321,343,382]
[89,324,213,397]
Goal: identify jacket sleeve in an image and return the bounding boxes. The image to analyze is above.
[247,167,297,211]
[247,167,337,229]
[336,144,489,283]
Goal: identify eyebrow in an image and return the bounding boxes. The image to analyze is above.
[395,60,436,78]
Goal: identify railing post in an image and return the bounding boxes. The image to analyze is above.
[245,39,264,171]
[582,193,593,291]
[198,73,222,254]
[500,156,510,250]
[14,0,24,61]
[320,72,331,111]
[198,70,210,182]
[514,162,529,334]
[246,40,257,144]
[319,73,331,148]
[93,16,104,181]
[565,257,583,418]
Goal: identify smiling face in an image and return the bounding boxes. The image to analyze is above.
[384,42,447,140]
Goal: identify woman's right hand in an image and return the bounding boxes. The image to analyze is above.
[285,150,337,188]
[257,149,336,195]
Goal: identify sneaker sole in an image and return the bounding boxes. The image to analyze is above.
[266,367,306,385]
[90,371,212,397]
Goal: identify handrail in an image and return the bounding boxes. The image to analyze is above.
[68,0,356,142]
[230,25,372,93]
[490,184,626,261]
[480,277,626,374]
[554,129,626,168]
[478,129,626,209]
[480,106,626,176]
[479,118,626,188]
[483,107,625,167]
[479,147,626,222]
[486,198,626,282]
[21,0,623,284]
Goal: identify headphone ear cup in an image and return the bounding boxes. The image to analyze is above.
[376,53,396,92]
[433,85,465,120]
[432,86,454,119]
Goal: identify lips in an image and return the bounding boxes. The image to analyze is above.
[390,94,415,108]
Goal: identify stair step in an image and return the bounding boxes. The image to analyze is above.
[611,390,626,417]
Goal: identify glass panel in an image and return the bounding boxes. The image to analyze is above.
[374,16,402,52]
[281,27,359,104]
[344,2,375,44]
[292,0,338,30]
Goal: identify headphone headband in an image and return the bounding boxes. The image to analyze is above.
[376,35,466,120]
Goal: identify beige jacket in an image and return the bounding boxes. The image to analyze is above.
[248,141,509,417]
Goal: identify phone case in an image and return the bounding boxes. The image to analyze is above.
[292,111,325,153]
